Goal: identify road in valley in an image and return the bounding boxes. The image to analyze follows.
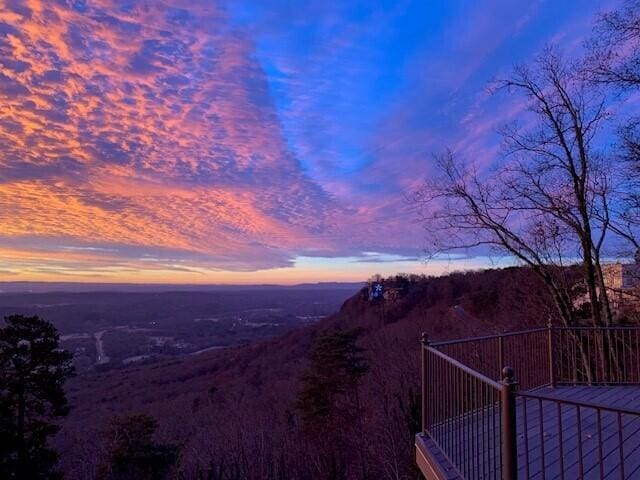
[94,330,110,364]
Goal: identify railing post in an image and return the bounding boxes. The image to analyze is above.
[498,334,505,377]
[501,366,518,480]
[547,322,556,388]
[421,332,430,433]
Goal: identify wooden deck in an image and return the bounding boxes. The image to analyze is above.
[417,386,640,479]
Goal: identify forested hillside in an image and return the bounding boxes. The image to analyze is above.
[56,267,552,479]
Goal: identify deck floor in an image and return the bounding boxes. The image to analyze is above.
[517,386,640,480]
[433,386,640,479]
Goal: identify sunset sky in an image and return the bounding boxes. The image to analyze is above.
[0,0,613,283]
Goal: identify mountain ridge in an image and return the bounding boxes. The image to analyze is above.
[55,266,551,479]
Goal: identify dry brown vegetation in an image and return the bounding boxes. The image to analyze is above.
[54,267,554,479]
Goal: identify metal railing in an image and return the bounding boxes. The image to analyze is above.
[420,325,640,480]
[432,328,550,391]
[423,344,505,479]
[554,326,640,385]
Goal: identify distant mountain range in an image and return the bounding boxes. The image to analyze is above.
[0,281,365,293]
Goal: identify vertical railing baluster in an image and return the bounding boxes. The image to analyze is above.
[523,397,530,479]
[586,332,598,382]
[590,328,596,383]
[500,367,518,480]
[462,370,466,476]
[577,405,584,479]
[473,376,477,479]
[456,365,460,467]
[437,355,441,440]
[599,328,604,383]
[557,402,564,479]
[635,329,640,382]
[624,329,628,383]
[421,332,429,433]
[493,384,498,479]
[539,397,546,480]
[618,412,625,480]
[598,409,604,479]
[548,322,555,388]
[468,374,472,479]
[499,334,505,379]
[482,382,487,479]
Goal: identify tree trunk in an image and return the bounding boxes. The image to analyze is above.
[17,383,26,478]
[593,254,613,325]
[582,238,603,327]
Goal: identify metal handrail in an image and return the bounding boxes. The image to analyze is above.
[421,325,640,480]
[431,325,640,348]
[555,325,640,330]
[430,328,547,347]
[518,390,640,416]
[426,345,502,390]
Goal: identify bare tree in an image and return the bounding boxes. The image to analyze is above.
[416,50,617,327]
[586,0,640,89]
[586,0,640,245]
[416,150,579,327]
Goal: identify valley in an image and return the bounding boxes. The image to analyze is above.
[0,285,359,371]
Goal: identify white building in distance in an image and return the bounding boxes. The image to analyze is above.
[603,255,640,311]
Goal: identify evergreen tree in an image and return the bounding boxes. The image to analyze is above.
[98,413,177,480]
[296,329,369,433]
[0,314,75,479]
[295,329,369,479]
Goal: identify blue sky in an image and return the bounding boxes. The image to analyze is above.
[0,0,616,283]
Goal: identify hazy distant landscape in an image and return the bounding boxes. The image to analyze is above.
[0,284,360,371]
